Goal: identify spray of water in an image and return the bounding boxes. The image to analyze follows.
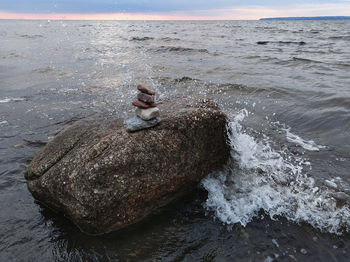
[202,109,350,234]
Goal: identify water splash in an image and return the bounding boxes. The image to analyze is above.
[282,127,326,151]
[202,109,350,234]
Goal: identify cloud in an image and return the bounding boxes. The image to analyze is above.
[0,1,349,20]
[0,0,349,14]
[174,3,350,19]
[1,3,350,20]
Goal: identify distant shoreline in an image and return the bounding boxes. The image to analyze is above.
[260,16,350,21]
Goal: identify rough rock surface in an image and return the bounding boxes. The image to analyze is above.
[26,99,230,235]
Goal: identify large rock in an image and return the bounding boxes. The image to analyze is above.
[26,99,230,235]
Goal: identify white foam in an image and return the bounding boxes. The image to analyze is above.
[282,127,326,151]
[202,109,350,235]
[0,97,25,103]
[272,239,279,248]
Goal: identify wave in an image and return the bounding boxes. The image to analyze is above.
[202,109,350,235]
[292,57,323,64]
[292,57,350,68]
[153,46,209,53]
[0,97,25,103]
[335,63,350,68]
[19,34,43,39]
[130,36,154,41]
[310,30,320,34]
[31,66,68,76]
[257,41,306,45]
[328,36,350,40]
[160,37,180,42]
[282,127,326,151]
[1,53,22,59]
[255,26,278,30]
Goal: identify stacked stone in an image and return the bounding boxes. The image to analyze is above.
[132,83,160,120]
[124,83,161,132]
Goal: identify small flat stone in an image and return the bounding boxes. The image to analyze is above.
[132,100,151,109]
[137,92,155,104]
[132,100,157,108]
[136,107,160,121]
[137,83,156,95]
[123,116,161,132]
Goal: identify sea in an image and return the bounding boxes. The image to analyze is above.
[0,19,350,262]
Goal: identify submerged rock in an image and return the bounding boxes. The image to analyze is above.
[26,99,230,235]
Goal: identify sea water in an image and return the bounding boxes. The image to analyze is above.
[1,20,350,261]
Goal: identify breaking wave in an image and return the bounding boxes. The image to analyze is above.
[202,109,350,235]
[0,97,26,103]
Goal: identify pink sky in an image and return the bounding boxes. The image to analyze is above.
[1,3,350,20]
[0,12,207,20]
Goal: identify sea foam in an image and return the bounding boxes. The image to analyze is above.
[282,127,326,151]
[202,109,350,234]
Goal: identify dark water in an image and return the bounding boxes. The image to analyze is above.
[1,20,350,261]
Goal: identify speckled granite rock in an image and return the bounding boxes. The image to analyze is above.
[26,99,230,235]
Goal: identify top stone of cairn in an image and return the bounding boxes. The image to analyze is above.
[137,83,156,95]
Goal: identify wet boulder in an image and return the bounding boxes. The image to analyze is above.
[26,99,230,235]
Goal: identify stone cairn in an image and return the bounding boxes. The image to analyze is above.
[124,83,161,132]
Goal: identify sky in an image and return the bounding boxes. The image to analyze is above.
[0,0,349,20]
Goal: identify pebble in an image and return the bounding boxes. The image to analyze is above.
[137,83,155,95]
[136,107,160,121]
[137,92,155,104]
[123,116,161,132]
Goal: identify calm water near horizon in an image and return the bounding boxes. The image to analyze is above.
[0,19,350,261]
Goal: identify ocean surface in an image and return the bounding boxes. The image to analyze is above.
[0,20,350,261]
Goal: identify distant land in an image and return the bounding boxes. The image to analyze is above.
[260,16,350,21]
